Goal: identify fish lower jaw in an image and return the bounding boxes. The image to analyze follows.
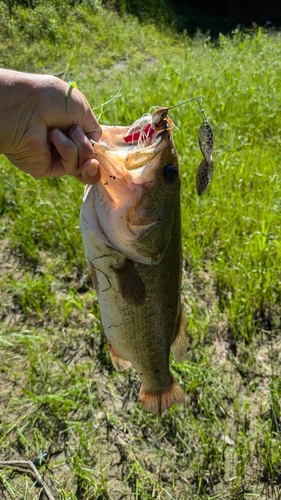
[139,378,185,416]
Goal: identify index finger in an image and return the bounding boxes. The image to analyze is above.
[77,99,102,143]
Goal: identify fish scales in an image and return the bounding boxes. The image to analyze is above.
[81,111,188,415]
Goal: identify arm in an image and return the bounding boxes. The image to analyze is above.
[0,68,102,184]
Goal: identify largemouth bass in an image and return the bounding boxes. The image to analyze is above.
[80,110,188,415]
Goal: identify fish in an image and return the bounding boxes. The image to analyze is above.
[80,109,188,415]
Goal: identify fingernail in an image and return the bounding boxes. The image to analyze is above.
[73,126,86,142]
[87,165,98,178]
[54,129,68,143]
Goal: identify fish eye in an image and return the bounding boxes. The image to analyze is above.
[163,164,178,182]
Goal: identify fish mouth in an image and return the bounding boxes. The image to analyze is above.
[89,128,168,177]
[82,116,177,265]
[83,122,171,210]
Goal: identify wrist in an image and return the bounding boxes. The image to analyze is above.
[0,69,36,154]
[0,69,67,155]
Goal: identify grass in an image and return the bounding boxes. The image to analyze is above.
[1,1,281,498]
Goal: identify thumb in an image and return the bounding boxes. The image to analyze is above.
[80,158,101,184]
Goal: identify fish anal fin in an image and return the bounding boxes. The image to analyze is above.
[171,305,188,362]
[109,343,131,372]
[139,379,185,416]
[112,260,146,305]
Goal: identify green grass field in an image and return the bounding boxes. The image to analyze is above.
[1,1,281,498]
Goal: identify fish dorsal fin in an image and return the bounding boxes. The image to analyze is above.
[108,343,131,372]
[111,260,146,305]
[171,305,188,362]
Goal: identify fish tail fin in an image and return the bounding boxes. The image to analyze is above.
[108,343,131,372]
[139,379,185,416]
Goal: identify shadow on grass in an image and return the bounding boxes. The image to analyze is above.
[5,0,281,36]
[102,0,281,36]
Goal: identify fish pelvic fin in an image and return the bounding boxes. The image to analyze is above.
[139,379,185,416]
[109,343,132,372]
[171,305,188,362]
[111,259,146,305]
[87,262,98,291]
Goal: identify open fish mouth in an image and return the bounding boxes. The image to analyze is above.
[82,113,178,265]
[88,114,171,177]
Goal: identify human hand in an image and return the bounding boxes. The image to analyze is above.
[0,69,102,184]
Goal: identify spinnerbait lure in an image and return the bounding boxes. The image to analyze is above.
[196,101,214,196]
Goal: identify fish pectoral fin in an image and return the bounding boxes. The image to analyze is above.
[171,305,188,362]
[139,379,185,416]
[111,260,146,305]
[109,343,131,372]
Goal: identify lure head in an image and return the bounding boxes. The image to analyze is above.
[152,96,204,127]
[152,107,169,126]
